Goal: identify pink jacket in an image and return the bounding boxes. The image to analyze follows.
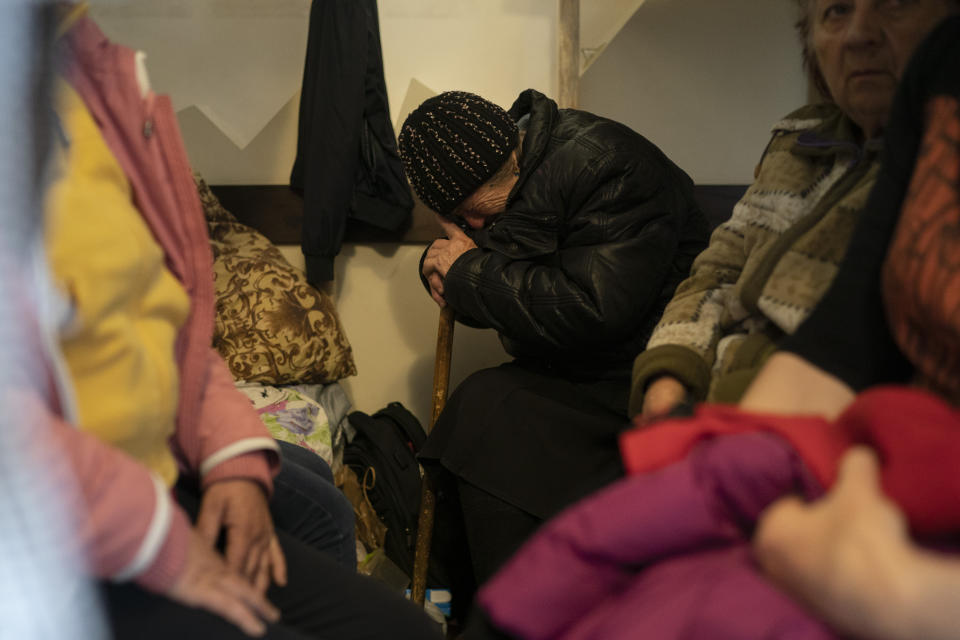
[45,16,280,592]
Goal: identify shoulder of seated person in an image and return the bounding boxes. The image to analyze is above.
[772,103,841,134]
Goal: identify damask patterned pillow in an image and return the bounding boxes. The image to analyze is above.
[197,176,357,384]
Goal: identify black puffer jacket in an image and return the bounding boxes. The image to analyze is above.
[436,89,708,380]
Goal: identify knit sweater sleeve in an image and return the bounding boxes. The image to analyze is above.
[629,194,754,410]
[170,349,280,494]
[26,394,190,593]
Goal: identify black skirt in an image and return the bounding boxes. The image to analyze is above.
[419,361,630,520]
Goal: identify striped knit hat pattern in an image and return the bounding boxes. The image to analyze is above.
[398,91,519,217]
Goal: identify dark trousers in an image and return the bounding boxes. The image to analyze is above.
[272,440,356,570]
[422,362,630,620]
[104,458,442,640]
[427,472,542,623]
[103,524,440,640]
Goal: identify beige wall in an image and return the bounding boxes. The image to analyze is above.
[110,1,809,426]
[580,0,806,184]
[278,245,508,424]
[174,0,807,187]
[163,0,561,186]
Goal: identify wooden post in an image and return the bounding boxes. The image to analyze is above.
[558,0,579,109]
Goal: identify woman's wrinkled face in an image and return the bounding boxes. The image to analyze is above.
[452,184,512,230]
[811,0,955,138]
[450,153,520,230]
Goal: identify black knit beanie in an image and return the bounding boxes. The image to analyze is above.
[398,91,519,217]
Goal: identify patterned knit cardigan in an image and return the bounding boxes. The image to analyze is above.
[629,103,882,415]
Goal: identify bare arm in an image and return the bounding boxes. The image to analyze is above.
[754,448,960,640]
[739,351,855,419]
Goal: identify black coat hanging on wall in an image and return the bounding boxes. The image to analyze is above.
[291,0,412,284]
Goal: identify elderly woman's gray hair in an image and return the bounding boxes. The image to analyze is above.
[792,0,828,99]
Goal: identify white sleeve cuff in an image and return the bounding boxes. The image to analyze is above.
[112,474,171,582]
[199,437,280,478]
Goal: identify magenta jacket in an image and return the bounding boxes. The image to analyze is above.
[477,432,834,640]
[477,388,960,639]
[42,15,280,593]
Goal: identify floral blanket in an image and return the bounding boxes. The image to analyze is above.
[236,382,348,472]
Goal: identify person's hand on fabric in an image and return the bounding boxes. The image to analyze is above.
[197,479,287,595]
[168,529,280,637]
[421,216,478,308]
[641,376,688,418]
[754,447,916,639]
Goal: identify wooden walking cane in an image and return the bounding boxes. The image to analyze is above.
[411,305,455,606]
